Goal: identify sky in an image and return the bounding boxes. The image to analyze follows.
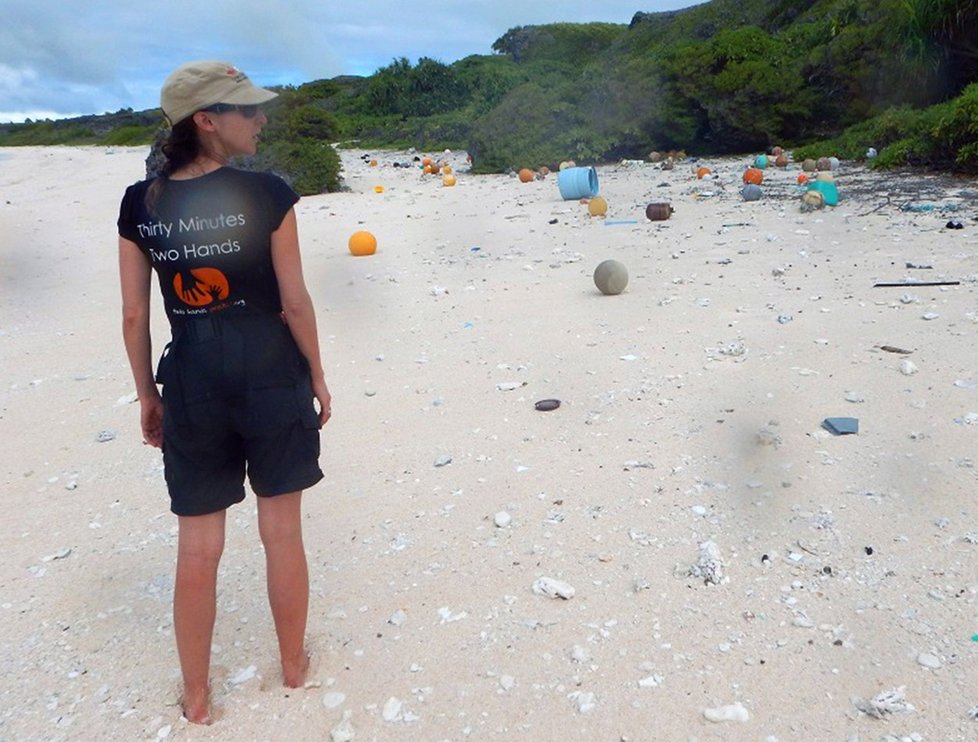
[0,1,698,124]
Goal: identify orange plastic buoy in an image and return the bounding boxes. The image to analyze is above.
[373,185,384,193]
[518,168,534,183]
[369,160,378,167]
[442,165,453,175]
[696,166,711,179]
[422,156,432,166]
[348,231,377,256]
[442,174,456,187]
[797,173,809,185]
[423,164,433,174]
[743,167,764,185]
[587,196,608,217]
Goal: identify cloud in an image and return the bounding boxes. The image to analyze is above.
[0,2,119,85]
[0,0,694,122]
[0,63,113,119]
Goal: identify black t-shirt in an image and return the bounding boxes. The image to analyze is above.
[118,168,299,330]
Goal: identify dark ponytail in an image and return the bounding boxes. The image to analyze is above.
[145,117,201,212]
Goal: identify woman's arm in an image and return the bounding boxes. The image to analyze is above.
[271,208,332,426]
[119,236,164,447]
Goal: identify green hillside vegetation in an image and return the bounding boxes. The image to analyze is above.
[1,0,975,193]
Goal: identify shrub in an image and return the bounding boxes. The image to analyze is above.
[102,124,158,146]
[248,139,342,195]
[793,105,935,161]
[791,96,978,171]
[285,105,340,141]
[468,82,615,172]
[0,121,97,145]
[932,81,978,168]
[663,27,818,151]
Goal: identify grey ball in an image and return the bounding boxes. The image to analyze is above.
[594,259,628,295]
[741,184,763,201]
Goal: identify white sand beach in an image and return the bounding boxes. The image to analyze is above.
[1,145,976,741]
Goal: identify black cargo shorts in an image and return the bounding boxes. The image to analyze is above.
[156,313,324,516]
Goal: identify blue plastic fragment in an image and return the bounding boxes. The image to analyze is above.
[823,417,859,435]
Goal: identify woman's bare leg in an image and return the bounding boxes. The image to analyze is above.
[257,491,309,686]
[174,509,227,723]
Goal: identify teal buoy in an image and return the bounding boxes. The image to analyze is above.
[807,180,839,206]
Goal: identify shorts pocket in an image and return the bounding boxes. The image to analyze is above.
[155,343,175,386]
[240,382,316,436]
[294,376,322,430]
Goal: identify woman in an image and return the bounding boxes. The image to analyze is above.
[117,60,331,724]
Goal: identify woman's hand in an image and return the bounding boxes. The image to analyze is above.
[140,393,164,448]
[312,376,332,427]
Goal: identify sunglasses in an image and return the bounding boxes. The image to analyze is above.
[202,103,261,118]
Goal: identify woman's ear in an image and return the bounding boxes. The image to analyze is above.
[191,110,218,132]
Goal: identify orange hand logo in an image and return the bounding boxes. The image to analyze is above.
[173,267,230,307]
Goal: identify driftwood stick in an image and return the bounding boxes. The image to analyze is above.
[873,280,960,287]
[856,196,894,216]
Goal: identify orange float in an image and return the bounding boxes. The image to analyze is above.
[743,167,764,185]
[348,231,377,257]
[797,173,809,185]
[442,174,456,187]
[369,159,378,167]
[518,168,534,183]
[587,196,608,217]
[442,165,453,175]
[696,166,711,179]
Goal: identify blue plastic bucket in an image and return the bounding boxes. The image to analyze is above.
[557,167,599,200]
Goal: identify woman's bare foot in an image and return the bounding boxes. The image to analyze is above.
[282,650,310,688]
[180,685,213,725]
